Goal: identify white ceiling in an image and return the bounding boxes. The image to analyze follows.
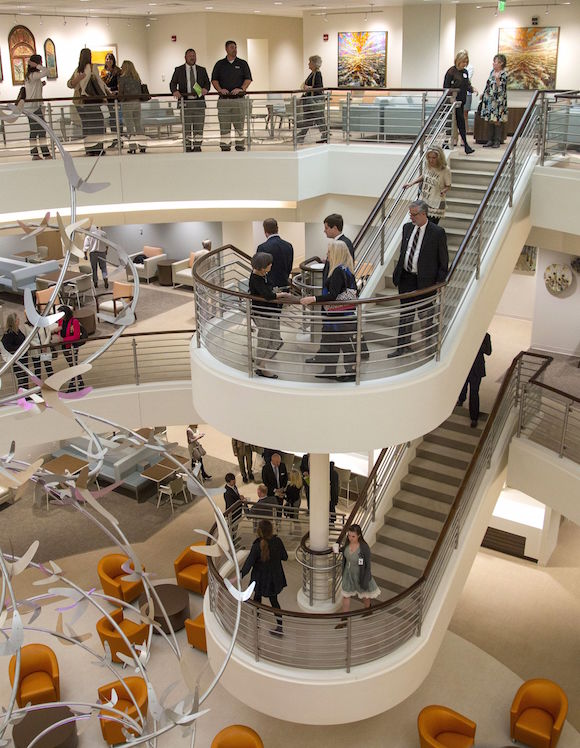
[0,0,543,21]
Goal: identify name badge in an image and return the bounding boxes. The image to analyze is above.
[358,557,364,566]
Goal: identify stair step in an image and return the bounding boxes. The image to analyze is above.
[372,565,420,595]
[372,542,425,577]
[424,429,478,454]
[400,475,456,504]
[453,405,488,422]
[388,506,444,540]
[452,168,495,185]
[393,490,450,522]
[447,184,487,199]
[416,443,471,470]
[409,457,464,486]
[450,156,498,172]
[445,198,479,215]
[377,525,435,559]
[443,413,485,437]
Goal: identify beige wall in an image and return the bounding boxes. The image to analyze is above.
[455,4,580,96]
[0,16,150,101]
[402,4,442,88]
[146,13,303,93]
[302,10,403,89]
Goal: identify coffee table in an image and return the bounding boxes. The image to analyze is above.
[12,705,78,748]
[73,306,96,336]
[146,583,190,634]
[156,259,175,287]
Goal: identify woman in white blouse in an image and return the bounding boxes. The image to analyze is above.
[67,48,111,157]
[23,54,51,160]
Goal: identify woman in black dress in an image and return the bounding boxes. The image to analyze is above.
[240,519,288,635]
[297,55,326,143]
[443,50,477,155]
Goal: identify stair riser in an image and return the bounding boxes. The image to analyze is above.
[400,480,455,504]
[452,172,494,186]
[372,552,422,578]
[377,533,432,559]
[446,201,478,216]
[388,516,440,541]
[416,448,469,470]
[424,433,476,454]
[393,497,448,522]
[408,464,462,487]
[447,186,487,201]
[440,216,474,231]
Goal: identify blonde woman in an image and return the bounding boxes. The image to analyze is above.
[67,48,110,156]
[118,60,146,153]
[297,55,326,144]
[284,468,303,517]
[443,50,477,155]
[301,240,358,382]
[403,146,451,224]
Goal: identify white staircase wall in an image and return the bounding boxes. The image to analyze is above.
[507,436,580,526]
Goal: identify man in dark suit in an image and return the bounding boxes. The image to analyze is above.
[457,332,492,427]
[248,483,281,524]
[170,48,211,152]
[256,218,294,289]
[262,452,288,503]
[224,472,248,537]
[389,199,448,358]
[323,213,355,261]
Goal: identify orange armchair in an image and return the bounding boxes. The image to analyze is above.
[174,543,208,595]
[418,705,476,748]
[510,679,568,748]
[96,607,150,664]
[211,725,264,748]
[97,554,144,603]
[98,676,148,746]
[9,643,60,708]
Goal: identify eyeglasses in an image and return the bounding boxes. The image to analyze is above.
[409,211,421,217]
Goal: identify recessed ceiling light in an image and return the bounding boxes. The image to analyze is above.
[274,1,283,4]
[205,4,214,7]
[254,8,261,11]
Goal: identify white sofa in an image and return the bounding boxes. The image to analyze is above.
[127,245,167,283]
[171,250,209,289]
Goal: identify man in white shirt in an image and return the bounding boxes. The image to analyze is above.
[390,200,448,357]
[83,227,109,289]
[170,48,211,152]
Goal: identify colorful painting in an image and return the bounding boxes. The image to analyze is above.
[338,31,386,88]
[44,38,57,80]
[8,25,36,85]
[91,45,118,77]
[498,26,559,90]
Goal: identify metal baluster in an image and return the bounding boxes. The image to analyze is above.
[416,583,424,636]
[180,99,187,152]
[245,298,253,378]
[325,90,330,143]
[309,558,314,606]
[246,96,251,151]
[131,338,140,385]
[540,96,549,165]
[292,96,298,150]
[476,219,482,280]
[421,91,427,130]
[355,305,362,385]
[509,144,516,207]
[380,203,385,266]
[114,100,122,156]
[435,286,445,361]
[346,617,352,673]
[46,104,56,159]
[559,403,571,458]
[346,91,351,144]
[372,472,377,522]
[253,605,260,662]
[517,384,527,437]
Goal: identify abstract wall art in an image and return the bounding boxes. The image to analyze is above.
[338,31,386,87]
[498,26,559,90]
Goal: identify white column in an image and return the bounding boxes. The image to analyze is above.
[309,452,330,551]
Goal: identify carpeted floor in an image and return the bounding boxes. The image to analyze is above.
[3,453,237,563]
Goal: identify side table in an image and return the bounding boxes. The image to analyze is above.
[142,583,190,633]
[156,260,175,287]
[73,306,96,336]
[12,705,78,748]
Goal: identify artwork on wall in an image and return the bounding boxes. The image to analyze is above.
[91,45,118,77]
[44,38,57,80]
[8,25,36,85]
[498,26,559,90]
[544,263,572,296]
[515,245,537,273]
[338,31,386,88]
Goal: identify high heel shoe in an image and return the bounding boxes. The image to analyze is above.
[140,147,147,154]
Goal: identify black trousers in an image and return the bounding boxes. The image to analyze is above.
[297,97,327,142]
[29,109,50,157]
[459,373,482,422]
[317,315,356,373]
[254,592,282,627]
[395,270,435,351]
[77,104,106,154]
[63,346,85,391]
[455,103,467,146]
[32,356,54,380]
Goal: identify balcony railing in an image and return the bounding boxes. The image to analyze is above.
[206,351,554,671]
[0,88,448,162]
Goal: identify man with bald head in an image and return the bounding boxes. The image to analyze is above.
[170,48,210,152]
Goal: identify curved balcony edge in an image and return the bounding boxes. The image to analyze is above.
[202,418,508,724]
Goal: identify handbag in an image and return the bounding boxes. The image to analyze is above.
[140,83,152,101]
[82,75,106,104]
[332,267,358,311]
[15,86,26,105]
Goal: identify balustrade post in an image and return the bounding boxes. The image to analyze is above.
[514,357,523,406]
[380,203,385,266]
[454,514,460,549]
[476,219,482,280]
[355,305,362,385]
[131,338,140,385]
[331,555,337,604]
[325,90,331,143]
[245,96,251,151]
[536,94,543,156]
[292,96,298,150]
[421,91,427,129]
[114,100,122,156]
[372,473,377,523]
[253,605,260,662]
[345,91,351,144]
[346,617,352,673]
[540,96,549,165]
[517,384,527,437]
[509,145,516,208]
[559,403,571,458]
[309,562,314,606]
[416,583,424,636]
[435,286,445,362]
[46,104,56,159]
[178,99,188,152]
[245,298,254,378]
